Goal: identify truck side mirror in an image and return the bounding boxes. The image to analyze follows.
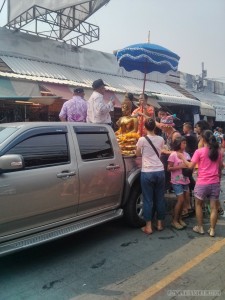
[0,154,24,173]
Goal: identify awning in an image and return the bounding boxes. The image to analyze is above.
[0,77,18,98]
[153,94,201,106]
[0,78,42,100]
[10,80,41,97]
[200,102,215,117]
[40,83,73,100]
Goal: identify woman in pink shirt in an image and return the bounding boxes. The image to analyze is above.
[178,130,223,237]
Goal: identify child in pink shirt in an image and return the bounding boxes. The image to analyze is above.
[168,136,191,230]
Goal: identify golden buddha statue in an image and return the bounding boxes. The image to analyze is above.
[116,97,138,134]
[115,95,140,156]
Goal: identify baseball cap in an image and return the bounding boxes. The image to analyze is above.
[92,79,107,89]
[74,87,84,94]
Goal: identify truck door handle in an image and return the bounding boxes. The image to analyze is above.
[106,164,120,170]
[57,171,76,179]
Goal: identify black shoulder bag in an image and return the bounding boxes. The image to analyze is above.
[145,136,159,158]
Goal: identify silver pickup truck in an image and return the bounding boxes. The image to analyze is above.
[0,122,144,256]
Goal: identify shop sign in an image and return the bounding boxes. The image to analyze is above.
[216,108,225,122]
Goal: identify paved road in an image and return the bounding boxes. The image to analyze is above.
[1,181,225,300]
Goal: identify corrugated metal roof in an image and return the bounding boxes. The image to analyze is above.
[153,94,201,107]
[0,70,92,88]
[187,89,225,109]
[0,55,201,106]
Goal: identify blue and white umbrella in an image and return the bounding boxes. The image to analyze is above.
[115,42,180,136]
[115,43,180,93]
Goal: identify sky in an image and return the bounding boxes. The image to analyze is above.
[0,0,225,81]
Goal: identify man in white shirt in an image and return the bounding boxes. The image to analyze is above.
[86,79,115,125]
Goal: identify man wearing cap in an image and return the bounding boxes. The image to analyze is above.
[86,79,115,125]
[59,88,87,122]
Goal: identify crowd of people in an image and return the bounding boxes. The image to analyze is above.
[59,78,225,238]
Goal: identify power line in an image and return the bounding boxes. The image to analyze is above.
[0,0,7,14]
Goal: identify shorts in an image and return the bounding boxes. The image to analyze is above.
[172,184,189,196]
[194,183,220,200]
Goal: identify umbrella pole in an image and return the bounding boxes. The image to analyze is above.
[140,72,147,136]
[142,72,146,94]
[140,106,143,136]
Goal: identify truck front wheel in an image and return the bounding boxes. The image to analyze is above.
[123,185,145,228]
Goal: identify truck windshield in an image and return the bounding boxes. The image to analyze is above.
[0,127,19,144]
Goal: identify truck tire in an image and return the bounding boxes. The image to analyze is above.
[123,184,145,228]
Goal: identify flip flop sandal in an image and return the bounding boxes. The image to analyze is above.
[141,227,153,235]
[193,225,205,235]
[171,222,183,230]
[207,228,215,237]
